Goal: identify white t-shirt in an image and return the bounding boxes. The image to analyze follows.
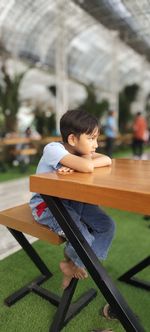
[30,142,69,207]
[36,142,69,173]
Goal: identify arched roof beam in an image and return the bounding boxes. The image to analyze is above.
[74,0,150,62]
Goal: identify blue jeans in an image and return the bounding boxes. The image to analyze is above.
[30,198,115,268]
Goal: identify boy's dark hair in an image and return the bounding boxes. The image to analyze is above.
[60,109,99,143]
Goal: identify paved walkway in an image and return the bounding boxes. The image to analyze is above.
[0,177,37,260]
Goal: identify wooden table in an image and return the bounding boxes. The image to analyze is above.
[30,159,150,332]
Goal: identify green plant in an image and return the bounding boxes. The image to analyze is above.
[79,84,109,119]
[0,64,25,133]
[119,84,139,133]
[34,108,56,136]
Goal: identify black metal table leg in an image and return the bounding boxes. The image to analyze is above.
[49,278,96,332]
[5,226,96,330]
[118,256,150,291]
[42,194,145,332]
[8,228,52,276]
[5,227,52,306]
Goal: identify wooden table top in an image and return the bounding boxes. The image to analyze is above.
[30,159,150,215]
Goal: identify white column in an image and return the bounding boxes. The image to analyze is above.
[55,0,68,135]
[0,0,15,27]
[110,31,119,132]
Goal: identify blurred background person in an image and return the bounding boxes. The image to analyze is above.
[104,110,117,157]
[132,112,148,159]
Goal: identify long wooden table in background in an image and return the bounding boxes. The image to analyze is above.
[30,159,150,332]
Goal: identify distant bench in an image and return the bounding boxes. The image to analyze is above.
[98,133,133,148]
[0,134,133,150]
[0,203,96,331]
[0,137,39,170]
[0,136,60,170]
[0,134,133,168]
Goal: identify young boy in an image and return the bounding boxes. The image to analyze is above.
[29,109,115,290]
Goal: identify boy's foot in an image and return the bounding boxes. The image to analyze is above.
[102,304,118,320]
[60,260,88,289]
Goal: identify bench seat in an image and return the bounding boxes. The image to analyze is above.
[13,148,38,156]
[0,203,64,245]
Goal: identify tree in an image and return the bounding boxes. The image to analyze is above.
[0,64,25,133]
[119,84,139,133]
[34,107,56,136]
[79,84,109,119]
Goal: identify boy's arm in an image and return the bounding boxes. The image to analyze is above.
[59,152,111,173]
[59,154,94,173]
[91,152,112,168]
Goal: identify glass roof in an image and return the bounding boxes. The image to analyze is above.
[76,0,150,60]
[0,0,150,93]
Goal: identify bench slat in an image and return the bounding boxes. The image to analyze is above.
[0,204,64,245]
[12,148,37,156]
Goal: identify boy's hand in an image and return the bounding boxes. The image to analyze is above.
[58,166,74,174]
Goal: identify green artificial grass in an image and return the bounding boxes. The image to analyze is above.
[0,164,36,182]
[0,208,149,332]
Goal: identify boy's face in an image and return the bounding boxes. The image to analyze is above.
[73,127,99,156]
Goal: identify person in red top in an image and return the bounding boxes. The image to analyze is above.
[132,112,148,159]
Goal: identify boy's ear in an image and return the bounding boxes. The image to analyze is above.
[68,133,76,146]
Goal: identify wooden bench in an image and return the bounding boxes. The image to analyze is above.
[12,147,38,170]
[0,204,64,245]
[0,137,38,170]
[98,133,133,149]
[12,148,38,157]
[0,203,96,331]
